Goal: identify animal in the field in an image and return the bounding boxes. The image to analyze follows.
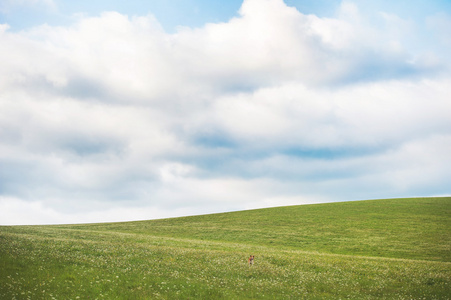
[248,255,254,266]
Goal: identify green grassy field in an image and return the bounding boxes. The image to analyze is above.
[1,197,450,299]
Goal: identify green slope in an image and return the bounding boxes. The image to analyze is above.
[1,197,450,299]
[61,197,450,262]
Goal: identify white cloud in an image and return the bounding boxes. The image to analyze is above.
[0,0,450,224]
[203,78,451,151]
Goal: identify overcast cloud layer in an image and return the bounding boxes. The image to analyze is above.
[1,0,450,225]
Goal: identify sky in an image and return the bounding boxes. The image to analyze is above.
[0,0,450,225]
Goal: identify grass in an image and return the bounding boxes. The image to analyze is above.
[1,197,450,299]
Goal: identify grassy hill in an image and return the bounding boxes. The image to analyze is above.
[1,197,450,299]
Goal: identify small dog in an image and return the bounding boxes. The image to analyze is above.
[248,255,254,266]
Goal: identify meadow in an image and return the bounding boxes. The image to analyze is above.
[1,197,450,299]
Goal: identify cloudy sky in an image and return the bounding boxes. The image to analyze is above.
[1,0,450,225]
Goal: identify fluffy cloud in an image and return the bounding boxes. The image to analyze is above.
[0,0,450,224]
